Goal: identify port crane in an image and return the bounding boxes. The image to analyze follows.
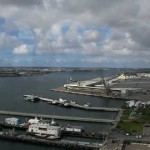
[99,70,111,95]
[101,78,111,95]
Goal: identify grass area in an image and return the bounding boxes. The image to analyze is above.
[118,105,150,134]
[120,107,133,121]
[118,121,143,134]
[120,115,129,120]
[137,105,150,123]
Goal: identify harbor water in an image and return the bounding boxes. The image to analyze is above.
[0,70,125,150]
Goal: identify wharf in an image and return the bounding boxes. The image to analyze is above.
[0,133,101,150]
[62,104,120,112]
[51,87,127,100]
[62,131,108,139]
[0,110,115,124]
[0,121,107,139]
[39,96,121,112]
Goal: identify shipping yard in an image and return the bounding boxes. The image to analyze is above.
[50,71,150,149]
[52,72,150,101]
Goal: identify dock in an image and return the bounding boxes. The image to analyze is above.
[38,96,121,112]
[51,87,128,100]
[0,121,108,139]
[0,133,101,150]
[62,104,120,112]
[0,110,115,124]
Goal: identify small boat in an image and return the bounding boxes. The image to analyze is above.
[52,100,58,104]
[70,101,76,104]
[59,98,67,103]
[63,103,70,107]
[23,95,40,102]
[83,103,91,107]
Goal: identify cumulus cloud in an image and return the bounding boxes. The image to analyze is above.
[34,20,108,56]
[13,44,28,55]
[0,0,150,67]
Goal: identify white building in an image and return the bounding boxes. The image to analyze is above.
[126,100,135,107]
[5,117,21,125]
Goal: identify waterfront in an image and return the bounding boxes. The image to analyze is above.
[0,70,125,149]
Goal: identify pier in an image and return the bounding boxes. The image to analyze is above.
[0,120,108,139]
[0,133,101,150]
[0,110,115,124]
[38,96,121,112]
[51,87,127,100]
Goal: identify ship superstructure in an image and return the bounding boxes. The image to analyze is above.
[27,118,61,139]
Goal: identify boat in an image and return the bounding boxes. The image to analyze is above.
[23,95,40,102]
[52,100,58,104]
[63,103,70,107]
[27,119,61,139]
[70,101,76,104]
[58,98,67,103]
[83,103,91,107]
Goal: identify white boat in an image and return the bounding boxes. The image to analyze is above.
[27,119,61,139]
[83,103,91,107]
[23,95,40,102]
[52,100,58,104]
[59,98,67,103]
[70,101,76,104]
[63,103,70,107]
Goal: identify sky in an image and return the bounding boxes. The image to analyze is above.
[0,0,150,68]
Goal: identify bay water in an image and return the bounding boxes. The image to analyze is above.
[0,70,124,150]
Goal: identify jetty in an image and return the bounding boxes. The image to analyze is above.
[36,96,121,112]
[0,110,115,124]
[51,87,127,100]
